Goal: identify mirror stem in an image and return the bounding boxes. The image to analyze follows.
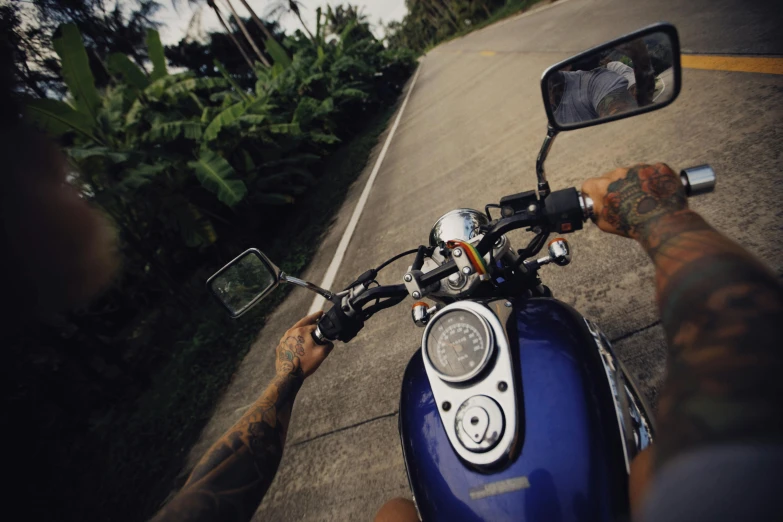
[280,272,334,301]
[535,125,558,198]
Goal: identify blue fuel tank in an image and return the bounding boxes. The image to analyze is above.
[399,298,630,522]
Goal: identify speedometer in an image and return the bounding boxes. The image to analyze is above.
[425,309,493,382]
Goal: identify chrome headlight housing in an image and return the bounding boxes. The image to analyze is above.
[429,208,489,247]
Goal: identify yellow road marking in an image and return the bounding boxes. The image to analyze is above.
[681,55,783,75]
[437,50,782,74]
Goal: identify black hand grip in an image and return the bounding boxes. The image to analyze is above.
[317,305,364,343]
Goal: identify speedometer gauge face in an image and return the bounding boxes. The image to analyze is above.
[426,310,492,381]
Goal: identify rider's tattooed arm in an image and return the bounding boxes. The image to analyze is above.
[151,312,332,522]
[583,164,783,468]
[596,88,638,118]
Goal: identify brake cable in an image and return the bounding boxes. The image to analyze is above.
[343,247,426,290]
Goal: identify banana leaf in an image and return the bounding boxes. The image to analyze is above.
[202,98,269,141]
[188,151,247,207]
[67,146,130,163]
[146,29,168,81]
[118,163,167,191]
[143,121,204,142]
[25,98,99,143]
[107,53,149,90]
[165,77,230,97]
[310,131,340,144]
[53,24,101,120]
[265,37,292,69]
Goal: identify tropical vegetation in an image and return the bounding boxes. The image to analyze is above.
[3,0,542,520]
[8,2,414,520]
[385,0,539,52]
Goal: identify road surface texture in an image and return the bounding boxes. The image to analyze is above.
[180,0,783,520]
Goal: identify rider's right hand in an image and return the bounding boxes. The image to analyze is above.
[581,163,690,242]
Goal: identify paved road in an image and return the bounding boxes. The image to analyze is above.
[181,1,783,520]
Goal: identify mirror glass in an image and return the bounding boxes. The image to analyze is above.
[207,250,278,317]
[545,30,677,129]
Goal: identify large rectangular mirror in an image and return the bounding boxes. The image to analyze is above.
[206,248,281,318]
[541,23,681,131]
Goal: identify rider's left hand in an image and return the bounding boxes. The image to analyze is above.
[275,311,334,379]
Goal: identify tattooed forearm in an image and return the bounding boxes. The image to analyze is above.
[599,163,783,468]
[152,334,311,522]
[596,87,638,117]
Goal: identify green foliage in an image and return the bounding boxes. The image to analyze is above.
[189,150,247,207]
[25,98,99,142]
[53,23,102,119]
[265,37,292,68]
[18,12,416,522]
[145,28,168,81]
[385,0,539,53]
[108,53,149,90]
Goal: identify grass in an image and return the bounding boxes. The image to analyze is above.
[75,102,402,522]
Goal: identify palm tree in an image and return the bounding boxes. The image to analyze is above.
[218,0,271,66]
[205,0,254,68]
[183,0,270,67]
[235,0,277,44]
[267,0,315,41]
[325,4,368,35]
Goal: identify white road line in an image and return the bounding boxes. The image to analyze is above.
[307,63,423,315]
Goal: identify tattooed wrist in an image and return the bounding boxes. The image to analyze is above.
[637,210,711,261]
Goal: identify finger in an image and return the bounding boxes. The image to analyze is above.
[300,323,334,350]
[601,166,632,183]
[292,310,323,328]
[581,176,616,232]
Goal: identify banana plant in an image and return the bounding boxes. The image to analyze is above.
[26,24,248,213]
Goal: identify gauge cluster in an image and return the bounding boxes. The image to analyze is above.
[420,300,519,467]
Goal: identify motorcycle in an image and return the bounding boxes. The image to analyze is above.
[207,23,716,522]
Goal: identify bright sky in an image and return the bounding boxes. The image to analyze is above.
[156,1,409,45]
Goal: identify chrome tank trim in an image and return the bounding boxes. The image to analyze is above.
[585,319,654,473]
[421,300,518,467]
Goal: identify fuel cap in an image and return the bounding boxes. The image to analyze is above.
[455,395,504,452]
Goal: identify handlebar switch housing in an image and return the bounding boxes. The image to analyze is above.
[318,304,365,343]
[544,188,585,234]
[499,190,538,217]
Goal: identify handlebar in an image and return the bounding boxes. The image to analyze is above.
[317,164,716,342]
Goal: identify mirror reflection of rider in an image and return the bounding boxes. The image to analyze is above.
[548,67,638,124]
